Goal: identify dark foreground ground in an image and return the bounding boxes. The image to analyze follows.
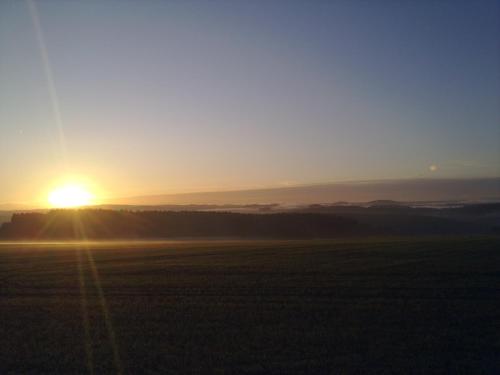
[0,237,499,374]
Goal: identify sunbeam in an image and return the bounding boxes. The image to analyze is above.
[27,0,68,167]
[76,247,94,375]
[73,214,123,375]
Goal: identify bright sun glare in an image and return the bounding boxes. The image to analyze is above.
[48,184,95,208]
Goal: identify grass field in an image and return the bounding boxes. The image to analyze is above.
[0,237,499,374]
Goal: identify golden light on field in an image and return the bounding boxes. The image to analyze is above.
[48,184,95,208]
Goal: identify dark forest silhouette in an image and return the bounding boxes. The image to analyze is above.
[0,210,360,239]
[0,204,498,239]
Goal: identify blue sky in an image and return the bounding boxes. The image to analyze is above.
[0,0,498,205]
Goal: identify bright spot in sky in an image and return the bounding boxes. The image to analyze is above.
[48,184,95,208]
[429,165,438,172]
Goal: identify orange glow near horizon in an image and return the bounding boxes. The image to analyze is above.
[48,184,95,208]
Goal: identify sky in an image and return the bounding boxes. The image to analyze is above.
[0,0,499,206]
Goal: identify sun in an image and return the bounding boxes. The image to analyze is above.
[48,184,95,208]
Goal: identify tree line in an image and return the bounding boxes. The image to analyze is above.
[0,209,361,239]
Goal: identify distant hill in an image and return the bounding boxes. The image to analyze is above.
[107,178,500,206]
[365,200,406,207]
[95,203,279,213]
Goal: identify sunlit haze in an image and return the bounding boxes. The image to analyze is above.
[0,0,498,207]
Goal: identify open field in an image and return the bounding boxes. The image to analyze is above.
[0,237,499,374]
